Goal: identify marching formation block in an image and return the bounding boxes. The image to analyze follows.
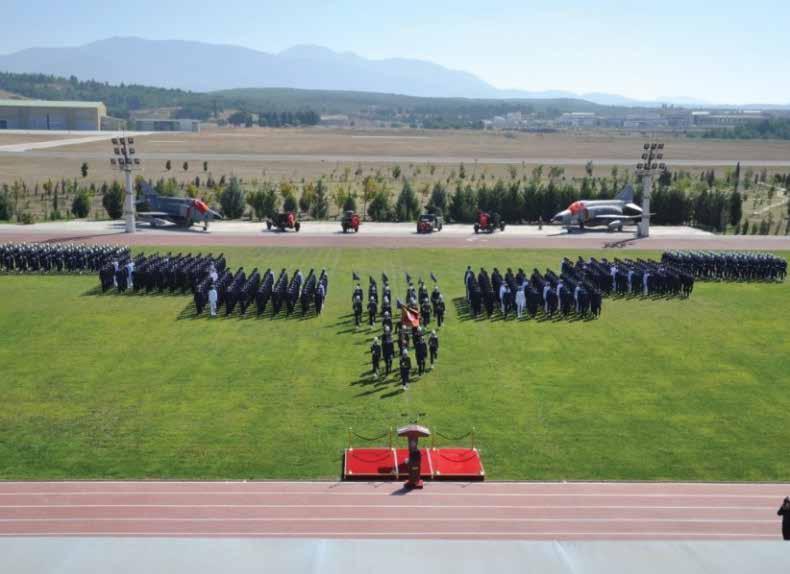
[343,447,484,481]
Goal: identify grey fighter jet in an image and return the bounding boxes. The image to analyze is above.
[552,185,642,232]
[137,183,223,230]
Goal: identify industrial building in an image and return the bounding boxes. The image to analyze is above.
[130,118,200,132]
[0,99,106,130]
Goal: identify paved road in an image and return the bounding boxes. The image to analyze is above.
[2,221,789,250]
[0,481,785,539]
[3,149,790,167]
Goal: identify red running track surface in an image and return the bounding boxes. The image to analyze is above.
[0,481,786,540]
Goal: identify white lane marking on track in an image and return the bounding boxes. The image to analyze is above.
[0,504,775,510]
[0,492,783,498]
[0,532,777,538]
[0,518,775,523]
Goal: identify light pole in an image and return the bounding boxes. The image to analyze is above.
[635,142,667,238]
[109,136,141,233]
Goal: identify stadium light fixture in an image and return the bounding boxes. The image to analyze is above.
[635,141,668,239]
[109,132,141,234]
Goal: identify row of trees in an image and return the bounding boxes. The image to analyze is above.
[226,110,321,128]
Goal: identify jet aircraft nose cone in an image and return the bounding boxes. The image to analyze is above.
[210,210,223,220]
[552,210,569,223]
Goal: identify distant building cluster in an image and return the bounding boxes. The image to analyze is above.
[481,107,782,133]
[0,99,200,132]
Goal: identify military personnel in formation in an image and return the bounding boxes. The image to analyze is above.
[420,299,431,327]
[382,327,395,375]
[400,349,412,391]
[428,330,439,368]
[382,310,393,332]
[353,294,363,326]
[315,280,326,315]
[418,281,428,304]
[435,295,446,327]
[398,329,410,354]
[370,337,382,377]
[208,284,218,317]
[406,283,417,305]
[367,296,378,326]
[415,332,428,376]
[381,295,392,318]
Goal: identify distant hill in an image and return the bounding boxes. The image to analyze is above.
[2,36,777,107]
[0,37,504,99]
[0,71,615,128]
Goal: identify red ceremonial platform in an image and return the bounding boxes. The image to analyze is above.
[343,425,485,481]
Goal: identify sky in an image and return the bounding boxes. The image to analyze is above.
[2,0,788,104]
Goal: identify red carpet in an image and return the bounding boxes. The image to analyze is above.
[344,448,484,480]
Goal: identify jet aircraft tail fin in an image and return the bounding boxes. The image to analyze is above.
[616,184,635,203]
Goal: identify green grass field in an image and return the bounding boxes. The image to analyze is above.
[1,247,789,481]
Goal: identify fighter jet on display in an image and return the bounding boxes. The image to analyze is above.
[552,184,643,232]
[136,184,222,230]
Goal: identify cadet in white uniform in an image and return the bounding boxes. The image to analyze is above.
[515,286,526,318]
[208,285,218,317]
[126,260,135,290]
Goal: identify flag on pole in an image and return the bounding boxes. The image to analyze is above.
[401,303,421,328]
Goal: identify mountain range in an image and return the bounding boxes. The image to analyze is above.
[0,37,784,108]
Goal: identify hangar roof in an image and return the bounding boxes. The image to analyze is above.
[0,99,104,109]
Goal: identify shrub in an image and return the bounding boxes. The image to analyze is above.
[395,180,419,221]
[71,191,91,218]
[283,193,297,213]
[309,179,329,219]
[0,192,11,220]
[342,193,357,212]
[219,178,246,219]
[367,189,392,221]
[102,181,124,219]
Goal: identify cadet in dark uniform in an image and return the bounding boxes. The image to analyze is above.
[415,334,427,376]
[428,330,439,368]
[398,329,410,353]
[399,349,412,390]
[420,299,431,327]
[382,327,395,375]
[370,337,382,377]
[435,295,446,327]
[353,295,363,327]
[779,497,790,540]
[367,296,377,326]
[382,310,393,332]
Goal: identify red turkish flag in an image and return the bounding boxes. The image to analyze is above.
[401,305,421,328]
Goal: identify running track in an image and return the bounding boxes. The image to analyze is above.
[0,481,786,540]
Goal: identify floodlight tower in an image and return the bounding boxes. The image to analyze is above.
[109,135,141,233]
[635,142,667,238]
